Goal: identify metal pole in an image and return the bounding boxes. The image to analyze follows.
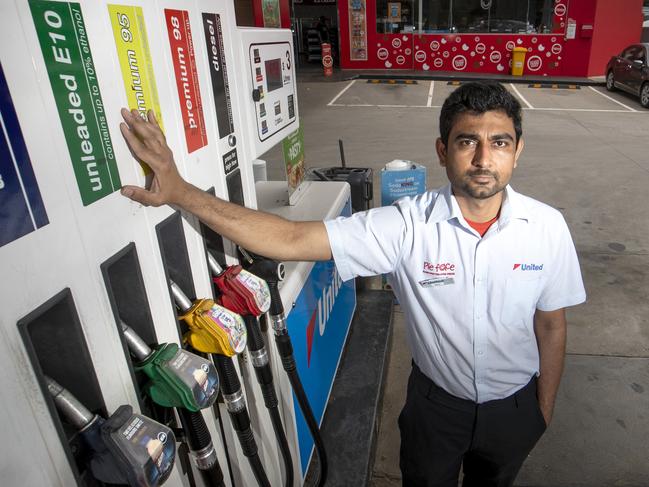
[120,321,153,361]
[338,139,346,168]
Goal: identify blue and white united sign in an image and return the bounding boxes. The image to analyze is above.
[286,198,356,474]
[0,63,48,246]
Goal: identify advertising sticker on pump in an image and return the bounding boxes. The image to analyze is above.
[0,64,49,247]
[108,3,163,175]
[164,9,208,153]
[29,1,121,206]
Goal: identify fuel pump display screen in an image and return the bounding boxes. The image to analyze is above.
[265,59,283,92]
[249,41,297,143]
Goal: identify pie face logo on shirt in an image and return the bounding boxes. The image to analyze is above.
[423,261,456,276]
[513,263,544,271]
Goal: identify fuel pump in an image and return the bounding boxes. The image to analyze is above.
[168,281,271,487]
[120,322,225,487]
[207,252,294,487]
[45,375,176,487]
[240,249,329,487]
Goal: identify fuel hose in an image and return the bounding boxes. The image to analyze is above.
[207,253,294,487]
[213,354,271,487]
[243,315,294,487]
[244,256,328,487]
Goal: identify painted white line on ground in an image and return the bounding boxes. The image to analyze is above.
[328,103,373,107]
[588,86,638,112]
[327,79,356,106]
[329,103,645,113]
[330,103,440,108]
[509,83,534,109]
[522,107,647,113]
[427,81,435,107]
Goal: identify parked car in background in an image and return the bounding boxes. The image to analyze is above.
[606,43,649,108]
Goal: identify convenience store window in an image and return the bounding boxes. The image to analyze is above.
[377,0,416,33]
[376,0,556,35]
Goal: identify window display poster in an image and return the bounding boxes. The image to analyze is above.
[388,2,401,22]
[262,0,280,28]
[349,0,367,60]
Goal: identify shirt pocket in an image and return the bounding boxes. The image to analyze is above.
[501,275,542,326]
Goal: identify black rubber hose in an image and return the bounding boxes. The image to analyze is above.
[214,354,240,396]
[177,409,225,487]
[269,402,294,487]
[246,257,328,486]
[248,448,273,487]
[276,333,328,487]
[213,354,272,487]
[243,315,294,487]
[243,315,265,352]
[267,281,284,317]
[259,313,269,333]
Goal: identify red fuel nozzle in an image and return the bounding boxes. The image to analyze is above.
[208,256,270,317]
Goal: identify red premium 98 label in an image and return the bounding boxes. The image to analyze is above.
[165,9,207,153]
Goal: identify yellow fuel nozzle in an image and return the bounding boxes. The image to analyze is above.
[169,281,247,357]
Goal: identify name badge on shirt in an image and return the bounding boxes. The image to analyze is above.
[419,277,455,288]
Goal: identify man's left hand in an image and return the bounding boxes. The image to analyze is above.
[539,401,553,427]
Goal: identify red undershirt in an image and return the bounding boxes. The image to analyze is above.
[465,214,499,237]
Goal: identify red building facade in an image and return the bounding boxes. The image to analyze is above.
[249,0,642,77]
[338,0,642,77]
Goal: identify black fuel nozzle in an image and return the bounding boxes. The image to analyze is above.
[45,376,176,487]
[237,250,286,333]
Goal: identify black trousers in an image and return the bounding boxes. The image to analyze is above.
[399,364,547,487]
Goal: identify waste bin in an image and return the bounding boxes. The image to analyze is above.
[511,47,527,76]
[307,167,373,290]
[308,167,373,213]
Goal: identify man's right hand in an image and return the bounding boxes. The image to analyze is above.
[119,108,190,207]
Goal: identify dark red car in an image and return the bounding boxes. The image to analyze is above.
[606,43,649,108]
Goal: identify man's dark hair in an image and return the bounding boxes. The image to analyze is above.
[439,81,522,146]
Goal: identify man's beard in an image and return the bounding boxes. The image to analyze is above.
[458,170,506,199]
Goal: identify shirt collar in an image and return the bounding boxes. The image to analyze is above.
[427,184,532,226]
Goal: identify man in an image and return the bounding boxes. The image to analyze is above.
[315,16,330,44]
[119,81,586,487]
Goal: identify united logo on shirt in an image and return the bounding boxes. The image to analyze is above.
[513,263,544,271]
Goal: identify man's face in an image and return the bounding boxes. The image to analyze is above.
[436,110,524,200]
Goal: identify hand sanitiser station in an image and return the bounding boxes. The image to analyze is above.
[1,1,355,486]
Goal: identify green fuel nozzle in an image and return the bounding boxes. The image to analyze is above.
[121,321,219,412]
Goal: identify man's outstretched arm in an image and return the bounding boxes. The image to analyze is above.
[119,108,332,262]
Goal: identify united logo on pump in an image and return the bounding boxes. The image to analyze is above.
[305,266,343,366]
[286,199,355,474]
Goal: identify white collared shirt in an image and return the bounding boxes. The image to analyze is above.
[325,184,586,403]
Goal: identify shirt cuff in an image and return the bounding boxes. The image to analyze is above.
[324,219,355,282]
[537,291,587,312]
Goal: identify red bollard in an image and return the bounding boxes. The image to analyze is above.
[322,43,333,77]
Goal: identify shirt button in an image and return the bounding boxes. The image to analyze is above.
[477,350,484,356]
